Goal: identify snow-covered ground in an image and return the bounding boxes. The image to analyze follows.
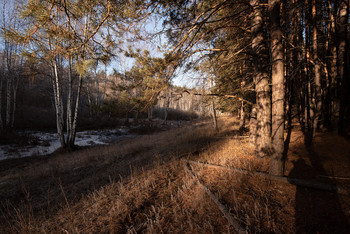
[0,128,134,161]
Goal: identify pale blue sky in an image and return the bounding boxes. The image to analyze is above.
[105,14,199,89]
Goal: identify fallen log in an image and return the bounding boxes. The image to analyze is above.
[187,160,350,196]
[184,163,246,234]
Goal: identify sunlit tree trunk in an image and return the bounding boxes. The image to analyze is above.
[269,0,285,176]
[250,0,271,157]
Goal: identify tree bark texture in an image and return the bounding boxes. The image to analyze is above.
[52,59,66,148]
[312,0,322,135]
[68,74,83,148]
[66,57,73,144]
[269,0,285,176]
[250,0,272,157]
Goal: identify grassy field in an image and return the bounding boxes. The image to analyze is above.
[1,117,350,233]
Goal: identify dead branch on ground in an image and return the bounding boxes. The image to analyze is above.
[184,163,246,233]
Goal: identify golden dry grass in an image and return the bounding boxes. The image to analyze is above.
[1,116,350,233]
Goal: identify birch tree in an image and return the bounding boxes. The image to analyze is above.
[7,0,114,149]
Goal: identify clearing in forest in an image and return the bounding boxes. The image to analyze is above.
[1,117,350,233]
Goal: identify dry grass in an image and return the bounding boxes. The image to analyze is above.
[1,116,350,233]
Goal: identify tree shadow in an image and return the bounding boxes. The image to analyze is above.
[0,124,231,229]
[289,148,350,233]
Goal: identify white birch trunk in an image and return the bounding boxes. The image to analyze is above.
[68,74,83,148]
[66,57,73,145]
[52,59,66,148]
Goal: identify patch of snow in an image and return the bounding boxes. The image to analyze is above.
[0,128,133,161]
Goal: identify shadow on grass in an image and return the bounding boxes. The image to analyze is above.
[290,145,350,233]
[0,120,232,231]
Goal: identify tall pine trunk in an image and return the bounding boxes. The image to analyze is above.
[269,0,285,176]
[312,0,322,135]
[250,0,272,157]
